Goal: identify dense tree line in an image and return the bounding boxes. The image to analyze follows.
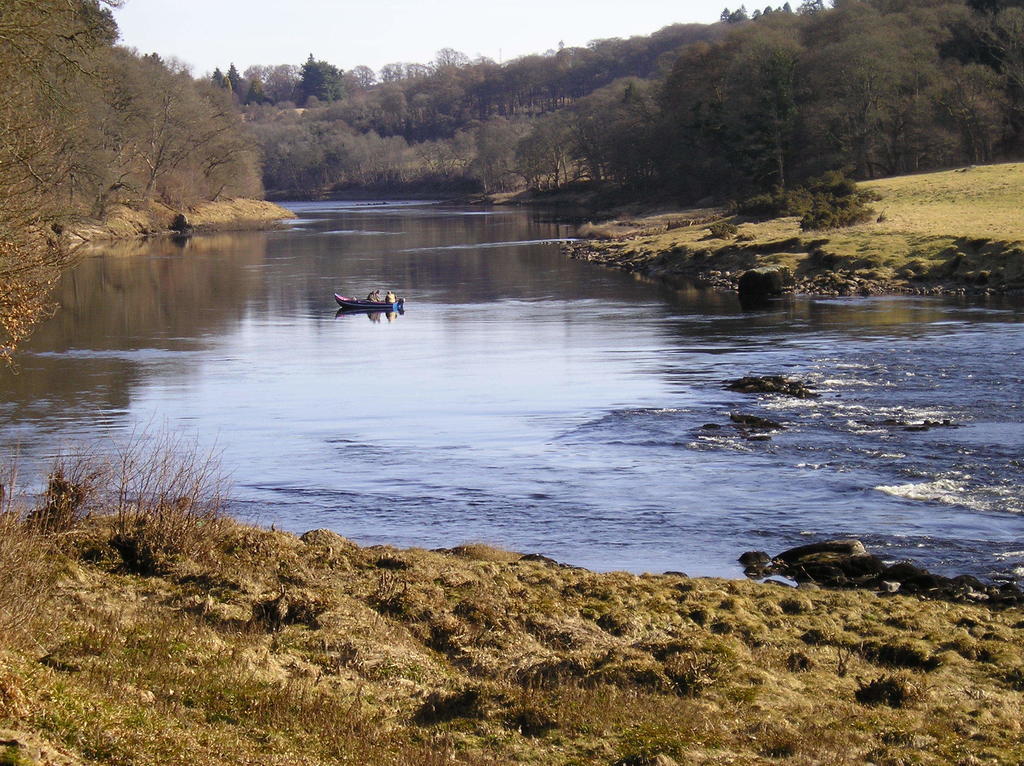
[1,0,261,361]
[238,0,1024,200]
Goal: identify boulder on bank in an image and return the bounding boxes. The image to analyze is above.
[737,266,791,304]
[170,212,192,235]
[776,539,868,563]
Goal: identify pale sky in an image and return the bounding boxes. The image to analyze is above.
[113,0,729,77]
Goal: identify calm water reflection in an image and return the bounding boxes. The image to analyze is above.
[3,201,1023,582]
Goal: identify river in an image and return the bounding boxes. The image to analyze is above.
[2,200,1022,583]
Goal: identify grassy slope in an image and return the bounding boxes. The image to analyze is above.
[2,518,1023,765]
[570,163,1024,294]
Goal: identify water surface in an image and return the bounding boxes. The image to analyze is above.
[3,201,1022,582]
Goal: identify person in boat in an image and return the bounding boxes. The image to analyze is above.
[385,290,397,304]
[366,289,382,302]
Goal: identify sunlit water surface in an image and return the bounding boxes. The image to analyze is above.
[3,201,1022,582]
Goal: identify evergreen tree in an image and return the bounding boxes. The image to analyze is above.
[227,63,242,95]
[245,78,267,105]
[729,5,750,22]
[299,54,344,104]
[211,67,228,89]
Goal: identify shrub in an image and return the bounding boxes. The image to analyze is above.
[737,170,877,232]
[27,452,107,534]
[737,186,813,218]
[799,171,878,231]
[708,220,739,239]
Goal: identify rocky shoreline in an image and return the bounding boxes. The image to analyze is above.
[741,539,1024,609]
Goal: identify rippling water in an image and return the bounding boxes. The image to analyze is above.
[2,201,1022,582]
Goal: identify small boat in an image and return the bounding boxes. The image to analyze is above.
[334,294,405,311]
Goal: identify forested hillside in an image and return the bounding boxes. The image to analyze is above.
[230,0,1024,199]
[0,0,262,361]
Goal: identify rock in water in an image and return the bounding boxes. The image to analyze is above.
[730,412,785,430]
[726,375,819,399]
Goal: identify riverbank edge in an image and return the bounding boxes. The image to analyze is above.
[549,163,1024,298]
[1,511,1022,765]
[64,198,296,245]
[561,221,1024,299]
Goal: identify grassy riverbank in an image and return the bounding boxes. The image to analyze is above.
[2,497,1022,764]
[566,163,1024,296]
[66,199,295,245]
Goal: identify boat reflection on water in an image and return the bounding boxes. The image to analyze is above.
[335,307,404,323]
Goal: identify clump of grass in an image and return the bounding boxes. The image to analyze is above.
[860,640,942,671]
[615,720,688,765]
[445,542,521,563]
[855,674,924,708]
[414,685,491,724]
[1002,667,1024,691]
[663,651,722,696]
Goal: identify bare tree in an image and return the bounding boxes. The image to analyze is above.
[0,0,120,363]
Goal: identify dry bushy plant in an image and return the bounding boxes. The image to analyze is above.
[0,233,69,367]
[27,451,108,534]
[107,431,229,575]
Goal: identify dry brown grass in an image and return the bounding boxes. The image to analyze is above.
[66,198,294,245]
[0,512,57,650]
[187,198,295,228]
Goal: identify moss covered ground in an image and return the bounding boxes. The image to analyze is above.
[568,163,1024,295]
[1,514,1022,765]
